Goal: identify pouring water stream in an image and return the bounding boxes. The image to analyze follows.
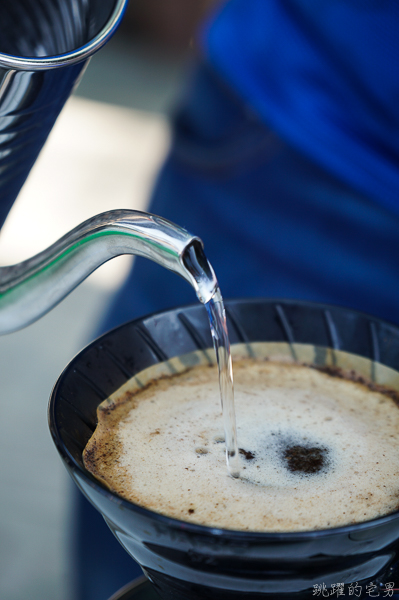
[205,289,240,478]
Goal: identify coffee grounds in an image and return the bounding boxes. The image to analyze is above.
[283,445,327,474]
[85,359,399,531]
[239,448,255,460]
[311,365,399,405]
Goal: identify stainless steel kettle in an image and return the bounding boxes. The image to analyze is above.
[0,209,218,334]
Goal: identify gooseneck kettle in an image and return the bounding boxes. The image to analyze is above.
[0,209,218,334]
[0,1,219,333]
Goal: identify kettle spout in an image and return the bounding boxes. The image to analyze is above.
[0,210,218,334]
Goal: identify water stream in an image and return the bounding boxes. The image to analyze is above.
[206,287,240,478]
[182,241,241,477]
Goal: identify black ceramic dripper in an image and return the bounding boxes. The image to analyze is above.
[0,0,128,220]
[49,299,399,600]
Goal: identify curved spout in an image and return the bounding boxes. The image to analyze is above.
[0,210,218,334]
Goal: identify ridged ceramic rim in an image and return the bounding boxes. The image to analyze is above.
[0,0,128,70]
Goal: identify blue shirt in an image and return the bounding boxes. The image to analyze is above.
[201,0,399,215]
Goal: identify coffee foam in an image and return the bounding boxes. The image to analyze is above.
[83,359,399,532]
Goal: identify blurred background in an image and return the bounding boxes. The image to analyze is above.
[0,2,216,599]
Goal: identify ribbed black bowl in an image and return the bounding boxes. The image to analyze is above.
[49,299,399,599]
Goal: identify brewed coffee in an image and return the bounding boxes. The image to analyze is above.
[84,357,399,532]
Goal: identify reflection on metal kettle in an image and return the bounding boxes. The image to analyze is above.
[0,210,218,334]
[0,4,219,334]
[0,0,127,239]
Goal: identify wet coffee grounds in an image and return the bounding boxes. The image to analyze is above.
[239,448,255,460]
[283,445,327,474]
